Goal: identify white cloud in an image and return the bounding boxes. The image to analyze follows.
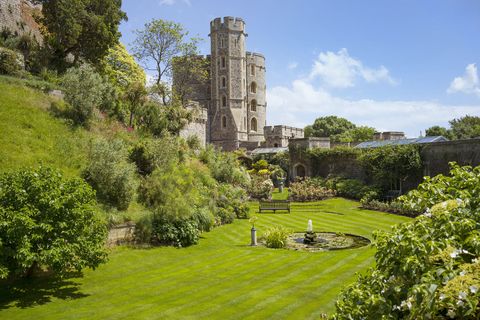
[447,63,480,97]
[309,48,396,88]
[267,53,480,137]
[159,0,191,6]
[287,62,298,70]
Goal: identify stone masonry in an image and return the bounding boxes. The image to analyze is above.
[0,0,42,43]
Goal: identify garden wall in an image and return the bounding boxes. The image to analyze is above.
[107,223,135,246]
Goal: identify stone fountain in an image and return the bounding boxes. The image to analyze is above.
[303,219,316,244]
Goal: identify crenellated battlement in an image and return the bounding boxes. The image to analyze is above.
[210,16,245,33]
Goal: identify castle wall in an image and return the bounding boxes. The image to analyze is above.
[0,0,42,43]
[179,102,208,147]
[264,125,304,147]
[246,52,266,143]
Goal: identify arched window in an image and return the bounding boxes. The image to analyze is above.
[250,99,257,112]
[251,117,257,132]
[221,76,226,88]
[250,82,257,93]
[222,116,227,128]
[295,164,306,178]
[222,96,227,107]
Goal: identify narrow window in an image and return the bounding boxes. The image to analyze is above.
[221,76,226,88]
[244,117,246,129]
[251,99,257,112]
[251,65,255,76]
[222,116,227,128]
[222,95,227,107]
[251,118,257,132]
[250,82,257,94]
[221,57,226,68]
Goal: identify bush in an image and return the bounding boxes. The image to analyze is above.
[263,226,291,249]
[61,64,107,125]
[83,138,138,210]
[333,178,378,200]
[152,214,199,247]
[249,175,274,200]
[0,47,24,76]
[334,164,480,319]
[0,167,107,279]
[129,137,180,176]
[289,178,336,202]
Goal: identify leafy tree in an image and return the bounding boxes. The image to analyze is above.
[0,167,107,279]
[309,116,356,138]
[36,0,126,70]
[425,125,451,138]
[124,81,147,127]
[83,138,138,210]
[304,125,314,138]
[334,163,480,319]
[100,43,146,92]
[449,115,480,140]
[132,19,202,105]
[172,54,209,106]
[334,126,376,143]
[61,64,106,125]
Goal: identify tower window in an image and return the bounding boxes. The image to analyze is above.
[244,117,246,129]
[251,65,255,76]
[221,76,226,88]
[221,57,226,68]
[251,99,257,112]
[222,95,227,107]
[251,117,257,132]
[250,82,257,94]
[222,116,227,128]
[220,37,225,48]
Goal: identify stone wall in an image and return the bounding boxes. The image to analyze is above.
[107,223,135,246]
[264,125,304,147]
[179,102,208,147]
[0,0,42,42]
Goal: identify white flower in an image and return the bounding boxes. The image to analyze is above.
[457,300,464,307]
[459,271,466,276]
[439,294,446,301]
[470,285,478,294]
[447,309,456,318]
[450,251,458,258]
[473,258,479,264]
[458,291,467,300]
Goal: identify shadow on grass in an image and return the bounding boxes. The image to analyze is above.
[0,272,88,310]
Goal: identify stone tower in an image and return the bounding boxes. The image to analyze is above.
[208,17,266,150]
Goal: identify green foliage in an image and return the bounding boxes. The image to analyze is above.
[263,226,291,249]
[0,167,107,279]
[310,116,356,138]
[83,138,138,211]
[399,162,480,213]
[124,81,147,127]
[0,47,24,76]
[450,115,480,140]
[425,125,451,139]
[152,215,199,247]
[289,178,336,202]
[360,198,419,217]
[334,126,376,143]
[172,54,209,106]
[359,144,422,192]
[129,137,180,176]
[38,0,127,71]
[334,164,480,319]
[61,64,106,125]
[328,177,378,200]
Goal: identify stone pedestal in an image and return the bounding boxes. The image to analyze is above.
[251,227,257,246]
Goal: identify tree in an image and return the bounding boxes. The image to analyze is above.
[425,125,451,138]
[334,126,376,143]
[172,54,209,107]
[449,115,480,140]
[124,81,148,127]
[36,0,126,70]
[0,167,107,279]
[304,125,314,138]
[309,116,356,138]
[100,43,146,93]
[132,19,202,105]
[61,64,106,125]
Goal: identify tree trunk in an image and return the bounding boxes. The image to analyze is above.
[26,261,38,278]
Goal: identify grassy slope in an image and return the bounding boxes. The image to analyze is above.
[0,196,410,319]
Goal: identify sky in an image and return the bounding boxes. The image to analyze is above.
[120,0,480,137]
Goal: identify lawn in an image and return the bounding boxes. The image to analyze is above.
[0,196,410,320]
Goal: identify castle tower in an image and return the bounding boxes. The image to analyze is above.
[208,17,266,150]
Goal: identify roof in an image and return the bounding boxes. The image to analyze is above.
[250,147,289,155]
[355,136,448,149]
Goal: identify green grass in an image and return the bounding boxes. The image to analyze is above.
[0,198,410,319]
[0,77,88,176]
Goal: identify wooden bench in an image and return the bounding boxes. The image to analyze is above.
[259,200,291,213]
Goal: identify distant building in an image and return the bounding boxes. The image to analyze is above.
[373,131,406,141]
[263,125,304,148]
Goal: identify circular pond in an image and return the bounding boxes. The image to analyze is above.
[285,232,371,252]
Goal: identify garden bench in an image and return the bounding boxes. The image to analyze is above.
[259,200,291,213]
[384,190,401,202]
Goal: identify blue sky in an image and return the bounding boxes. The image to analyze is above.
[120,0,480,137]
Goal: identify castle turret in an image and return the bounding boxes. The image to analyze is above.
[246,52,266,143]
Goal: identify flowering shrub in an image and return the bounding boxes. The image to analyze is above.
[249,175,274,200]
[360,198,421,217]
[333,164,480,319]
[289,178,336,202]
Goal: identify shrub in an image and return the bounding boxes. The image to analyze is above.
[61,64,106,125]
[129,137,180,176]
[263,226,291,249]
[0,47,24,76]
[334,178,378,200]
[289,178,336,202]
[152,214,199,247]
[0,167,107,279]
[249,175,274,200]
[134,214,153,243]
[83,138,138,210]
[334,164,480,319]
